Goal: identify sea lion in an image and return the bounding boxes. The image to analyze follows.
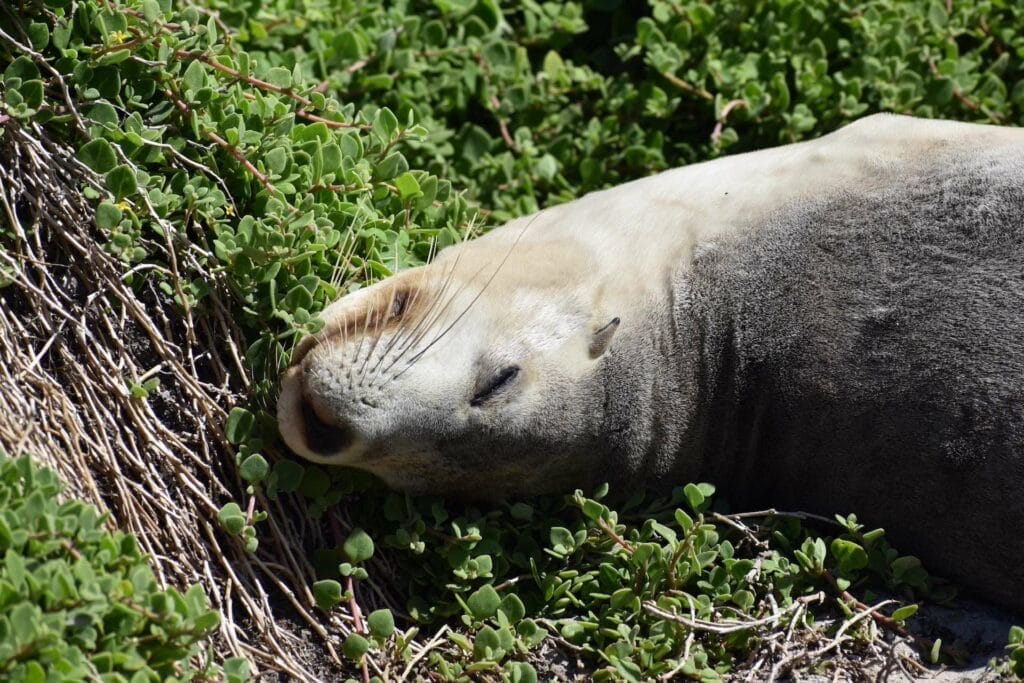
[277,114,1024,611]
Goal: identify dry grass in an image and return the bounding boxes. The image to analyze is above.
[0,120,357,679]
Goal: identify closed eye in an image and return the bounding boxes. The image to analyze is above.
[471,366,520,407]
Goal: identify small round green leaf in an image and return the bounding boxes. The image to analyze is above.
[674,508,694,531]
[265,147,288,174]
[141,0,162,22]
[509,502,533,521]
[271,459,305,493]
[891,604,919,622]
[20,80,44,109]
[830,538,869,574]
[239,454,269,483]
[79,138,117,173]
[683,482,706,512]
[581,499,604,521]
[467,584,500,620]
[505,662,538,683]
[393,172,421,199]
[732,589,755,611]
[343,528,374,563]
[182,60,206,93]
[193,610,221,632]
[217,502,246,535]
[342,633,369,660]
[95,201,123,229]
[312,579,343,611]
[499,593,525,622]
[367,608,395,639]
[105,165,138,199]
[225,407,255,444]
[23,661,45,683]
[223,658,250,683]
[265,67,292,89]
[4,56,39,82]
[472,624,503,660]
[27,22,49,50]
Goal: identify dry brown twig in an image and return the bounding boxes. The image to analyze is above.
[661,70,715,101]
[597,517,637,555]
[767,598,896,680]
[642,591,826,636]
[397,625,450,683]
[711,99,748,145]
[0,111,391,679]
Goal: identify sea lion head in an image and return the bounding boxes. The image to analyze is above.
[276,227,621,497]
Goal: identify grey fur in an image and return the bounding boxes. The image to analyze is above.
[598,149,1024,612]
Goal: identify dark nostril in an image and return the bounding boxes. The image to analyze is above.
[301,397,353,455]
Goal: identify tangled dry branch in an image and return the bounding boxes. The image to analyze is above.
[0,120,377,679]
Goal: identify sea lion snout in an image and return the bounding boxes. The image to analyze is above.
[277,363,360,464]
[276,265,484,468]
[276,325,383,466]
[299,390,354,456]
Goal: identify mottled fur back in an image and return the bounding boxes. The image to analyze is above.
[683,149,1024,609]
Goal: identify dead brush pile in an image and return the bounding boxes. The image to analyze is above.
[0,117,351,678]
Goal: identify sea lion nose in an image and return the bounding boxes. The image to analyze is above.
[300,394,353,456]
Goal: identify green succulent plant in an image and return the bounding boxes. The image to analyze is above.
[2,0,1022,679]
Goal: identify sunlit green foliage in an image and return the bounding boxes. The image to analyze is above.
[0,454,246,682]
[2,0,1022,678]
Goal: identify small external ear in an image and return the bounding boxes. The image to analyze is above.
[589,317,620,359]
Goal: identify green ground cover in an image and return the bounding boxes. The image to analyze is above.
[1,0,1023,679]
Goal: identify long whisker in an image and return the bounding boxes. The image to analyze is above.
[363,266,448,387]
[356,286,391,385]
[380,261,456,366]
[349,302,374,377]
[364,283,427,371]
[298,214,364,375]
[371,227,478,384]
[392,213,540,380]
[377,257,486,384]
[395,221,477,348]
